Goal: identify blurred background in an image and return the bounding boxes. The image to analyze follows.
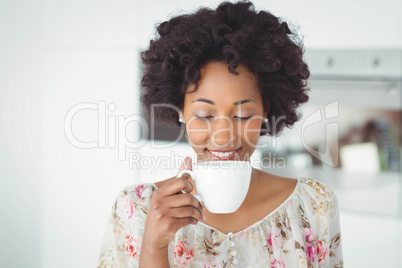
[1,0,401,267]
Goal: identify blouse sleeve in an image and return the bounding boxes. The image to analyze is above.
[328,188,344,268]
[97,185,147,268]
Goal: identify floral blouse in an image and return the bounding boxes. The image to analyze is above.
[97,177,343,268]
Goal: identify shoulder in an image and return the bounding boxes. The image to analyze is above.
[298,177,338,203]
[255,169,299,200]
[116,182,157,202]
[112,182,158,218]
[297,177,340,217]
[256,171,339,216]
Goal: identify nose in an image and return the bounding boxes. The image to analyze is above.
[210,117,238,148]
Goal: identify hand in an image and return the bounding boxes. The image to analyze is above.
[142,157,205,250]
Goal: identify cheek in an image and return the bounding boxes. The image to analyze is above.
[186,123,209,149]
[185,121,262,149]
[241,121,261,146]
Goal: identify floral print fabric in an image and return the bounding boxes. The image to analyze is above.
[97,177,343,267]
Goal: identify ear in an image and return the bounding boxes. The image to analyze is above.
[178,110,184,119]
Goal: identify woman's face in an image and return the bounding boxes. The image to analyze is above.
[181,61,268,162]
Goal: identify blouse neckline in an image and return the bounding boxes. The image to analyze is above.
[150,177,302,237]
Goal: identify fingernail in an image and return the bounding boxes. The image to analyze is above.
[203,214,206,221]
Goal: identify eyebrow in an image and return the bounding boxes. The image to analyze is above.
[192,98,256,105]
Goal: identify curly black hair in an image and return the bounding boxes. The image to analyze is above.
[140,0,310,136]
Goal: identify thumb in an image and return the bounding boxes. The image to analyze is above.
[177,156,192,177]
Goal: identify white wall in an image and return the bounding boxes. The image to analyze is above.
[1,0,401,267]
[0,1,43,267]
[253,0,402,49]
[135,0,402,49]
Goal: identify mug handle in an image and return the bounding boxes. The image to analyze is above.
[177,169,202,203]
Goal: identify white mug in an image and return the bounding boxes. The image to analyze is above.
[177,160,252,213]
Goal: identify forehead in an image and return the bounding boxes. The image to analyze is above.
[185,62,262,104]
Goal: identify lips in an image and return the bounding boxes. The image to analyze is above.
[207,148,240,160]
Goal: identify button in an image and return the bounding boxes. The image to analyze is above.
[227,232,233,238]
[233,258,239,265]
[231,250,237,256]
[230,241,235,247]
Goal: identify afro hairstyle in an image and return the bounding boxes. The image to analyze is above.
[140,0,310,136]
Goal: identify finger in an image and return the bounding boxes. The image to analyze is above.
[176,157,192,177]
[156,176,193,197]
[169,206,205,223]
[172,216,199,227]
[176,157,194,190]
[164,193,204,213]
[178,172,195,194]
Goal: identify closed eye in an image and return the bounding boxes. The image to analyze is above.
[195,115,213,120]
[234,116,252,120]
[195,115,252,120]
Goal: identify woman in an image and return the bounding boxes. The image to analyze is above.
[98,1,343,267]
